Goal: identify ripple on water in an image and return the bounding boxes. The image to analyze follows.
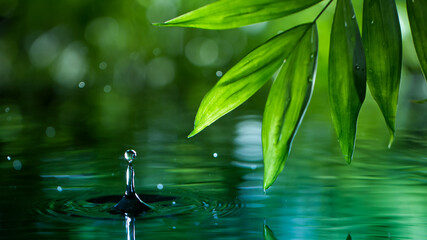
[35,191,242,221]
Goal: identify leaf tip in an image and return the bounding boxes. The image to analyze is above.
[187,130,198,138]
[345,155,352,165]
[387,131,395,149]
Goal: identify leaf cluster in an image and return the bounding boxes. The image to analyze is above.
[156,0,427,189]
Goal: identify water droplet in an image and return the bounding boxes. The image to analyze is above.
[7,156,11,161]
[172,201,176,205]
[13,160,22,170]
[371,20,374,24]
[46,126,56,138]
[352,15,356,20]
[104,85,112,93]
[213,153,218,158]
[57,186,63,192]
[78,81,86,88]
[345,21,348,27]
[99,61,107,70]
[5,107,10,113]
[355,65,361,71]
[172,226,176,230]
[157,183,164,190]
[124,149,137,163]
[308,77,313,83]
[216,71,223,77]
[310,54,314,59]
[251,165,256,170]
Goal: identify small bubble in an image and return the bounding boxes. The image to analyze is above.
[5,107,10,113]
[157,184,164,190]
[46,127,56,138]
[172,226,176,230]
[78,81,86,88]
[124,149,137,163]
[13,160,22,170]
[7,156,11,161]
[103,85,112,93]
[172,201,176,205]
[213,153,218,158]
[216,71,223,77]
[355,65,361,70]
[99,62,108,70]
[57,186,63,192]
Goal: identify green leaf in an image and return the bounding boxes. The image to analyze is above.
[407,0,427,80]
[262,24,318,190]
[154,0,322,30]
[188,24,313,138]
[263,224,278,240]
[328,0,366,164]
[363,0,402,148]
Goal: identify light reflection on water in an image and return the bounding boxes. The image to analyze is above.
[0,111,426,239]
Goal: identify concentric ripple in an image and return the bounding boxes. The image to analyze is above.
[36,191,243,221]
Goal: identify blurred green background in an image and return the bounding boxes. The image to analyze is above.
[0,0,425,145]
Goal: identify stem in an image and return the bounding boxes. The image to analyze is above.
[313,0,333,23]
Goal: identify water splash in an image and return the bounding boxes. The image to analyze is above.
[113,149,153,216]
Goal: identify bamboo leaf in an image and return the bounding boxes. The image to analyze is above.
[189,24,312,138]
[407,0,427,80]
[263,224,278,240]
[262,24,318,190]
[154,0,322,30]
[363,0,402,147]
[328,0,366,164]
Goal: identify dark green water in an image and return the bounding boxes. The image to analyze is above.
[1,100,426,239]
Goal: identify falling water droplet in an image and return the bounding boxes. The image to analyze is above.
[310,54,314,59]
[345,21,348,27]
[283,59,287,64]
[157,184,164,190]
[355,65,361,71]
[213,152,218,158]
[78,81,86,88]
[216,71,223,77]
[371,20,374,24]
[57,186,63,192]
[124,149,137,163]
[352,15,356,20]
[7,156,11,161]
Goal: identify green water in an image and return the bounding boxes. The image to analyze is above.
[1,100,426,239]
